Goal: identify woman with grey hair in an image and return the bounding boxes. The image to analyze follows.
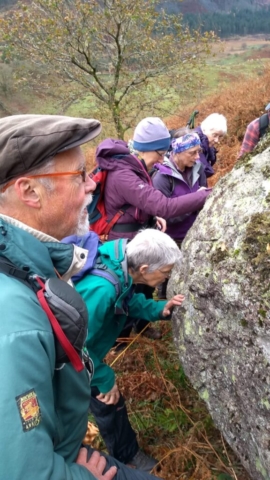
[126,227,181,281]
[194,113,227,178]
[67,229,184,473]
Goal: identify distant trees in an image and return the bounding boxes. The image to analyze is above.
[184,7,270,38]
[0,0,17,7]
[0,0,216,138]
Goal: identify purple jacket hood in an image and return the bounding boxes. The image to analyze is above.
[96,138,144,173]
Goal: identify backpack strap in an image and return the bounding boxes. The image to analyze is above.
[198,162,207,188]
[0,256,34,288]
[103,204,130,237]
[259,113,269,139]
[114,238,129,287]
[90,239,129,309]
[35,276,84,372]
[90,262,122,298]
[169,176,175,195]
[0,256,85,372]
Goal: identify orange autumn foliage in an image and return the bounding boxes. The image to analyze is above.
[85,65,270,188]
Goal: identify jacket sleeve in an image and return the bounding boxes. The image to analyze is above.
[110,168,210,219]
[83,349,115,395]
[127,293,168,321]
[238,118,260,158]
[75,278,116,394]
[0,296,96,479]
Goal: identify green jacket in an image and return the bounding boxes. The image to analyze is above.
[0,217,96,480]
[75,238,167,393]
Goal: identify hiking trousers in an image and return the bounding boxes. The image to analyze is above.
[90,386,139,464]
[83,445,162,480]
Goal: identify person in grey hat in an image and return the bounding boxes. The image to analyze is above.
[0,114,161,480]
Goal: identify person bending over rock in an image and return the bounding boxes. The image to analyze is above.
[63,229,184,474]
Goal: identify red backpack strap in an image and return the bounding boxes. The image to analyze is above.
[35,276,84,372]
[103,209,127,235]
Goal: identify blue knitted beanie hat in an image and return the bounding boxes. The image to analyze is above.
[133,117,171,152]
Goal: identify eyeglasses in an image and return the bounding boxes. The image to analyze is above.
[2,167,87,193]
[155,150,168,157]
[186,148,202,157]
[158,268,172,278]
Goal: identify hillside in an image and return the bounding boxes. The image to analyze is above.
[83,61,270,188]
[165,0,270,14]
[2,0,270,14]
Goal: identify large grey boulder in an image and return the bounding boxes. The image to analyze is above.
[170,141,270,480]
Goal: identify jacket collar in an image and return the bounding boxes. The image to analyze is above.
[158,157,202,186]
[0,215,88,282]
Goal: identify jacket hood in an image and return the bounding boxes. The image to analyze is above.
[97,238,133,313]
[65,234,132,308]
[96,138,146,174]
[61,231,101,282]
[98,238,130,288]
[155,157,202,186]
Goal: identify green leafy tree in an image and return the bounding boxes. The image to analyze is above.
[0,0,216,137]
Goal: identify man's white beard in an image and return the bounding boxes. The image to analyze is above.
[76,194,92,235]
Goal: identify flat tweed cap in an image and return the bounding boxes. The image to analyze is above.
[0,114,102,185]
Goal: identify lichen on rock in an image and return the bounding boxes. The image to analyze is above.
[169,145,270,480]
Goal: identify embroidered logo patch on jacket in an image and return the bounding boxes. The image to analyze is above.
[16,389,41,432]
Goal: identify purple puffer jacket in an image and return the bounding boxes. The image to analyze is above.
[96,138,211,240]
[195,126,217,178]
[152,158,207,241]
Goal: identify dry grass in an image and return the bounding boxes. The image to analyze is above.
[212,34,270,56]
[90,323,251,480]
[166,65,270,187]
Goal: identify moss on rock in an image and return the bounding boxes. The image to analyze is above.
[243,212,270,273]
[261,165,270,178]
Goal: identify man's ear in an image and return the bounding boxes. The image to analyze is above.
[139,264,149,275]
[13,178,42,209]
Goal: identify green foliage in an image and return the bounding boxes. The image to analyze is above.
[0,0,216,137]
[156,408,189,433]
[243,212,270,276]
[217,474,234,480]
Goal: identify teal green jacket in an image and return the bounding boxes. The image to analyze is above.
[75,239,168,394]
[0,218,97,480]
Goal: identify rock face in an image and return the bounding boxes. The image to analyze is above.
[170,141,270,480]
